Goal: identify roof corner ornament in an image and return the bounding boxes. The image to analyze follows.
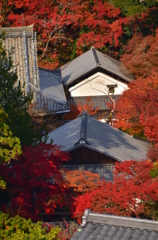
[81,209,92,227]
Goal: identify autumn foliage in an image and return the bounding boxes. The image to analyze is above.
[0,142,104,222]
[113,10,158,160]
[1,0,158,227]
[115,71,158,162]
[72,160,158,223]
[0,0,138,67]
[1,0,158,69]
[64,97,99,120]
[121,29,158,79]
[63,169,100,194]
[0,143,70,221]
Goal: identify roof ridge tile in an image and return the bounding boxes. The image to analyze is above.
[74,111,90,146]
[82,210,158,231]
[91,46,101,66]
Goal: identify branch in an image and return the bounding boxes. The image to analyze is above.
[41,26,58,59]
[90,80,116,125]
[107,92,115,126]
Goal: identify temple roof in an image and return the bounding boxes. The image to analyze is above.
[0,24,39,92]
[61,46,133,87]
[38,68,66,104]
[71,209,158,240]
[47,112,149,162]
[0,25,68,113]
[0,26,133,114]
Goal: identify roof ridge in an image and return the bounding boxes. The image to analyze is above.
[34,31,40,88]
[91,46,101,66]
[80,111,87,141]
[74,111,90,146]
[0,24,34,33]
[23,30,30,94]
[95,49,121,66]
[81,210,158,231]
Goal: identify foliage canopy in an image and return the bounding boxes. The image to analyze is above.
[0,211,60,240]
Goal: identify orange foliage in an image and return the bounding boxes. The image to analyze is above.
[63,169,101,193]
[64,97,99,120]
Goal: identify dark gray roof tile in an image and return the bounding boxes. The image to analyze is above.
[47,112,150,162]
[78,237,87,240]
[96,233,106,239]
[62,47,132,86]
[114,235,124,240]
[86,236,97,240]
[107,228,118,236]
[124,228,134,236]
[82,230,91,237]
[38,68,66,104]
[120,237,131,240]
[61,49,96,86]
[0,25,39,91]
[149,235,158,240]
[1,26,68,113]
[139,232,150,240]
[71,210,158,240]
[71,236,78,240]
[115,229,126,237]
[96,49,133,82]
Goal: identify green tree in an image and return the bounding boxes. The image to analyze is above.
[109,0,158,16]
[0,37,34,146]
[0,105,22,189]
[0,211,60,240]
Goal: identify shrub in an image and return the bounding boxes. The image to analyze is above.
[0,211,60,240]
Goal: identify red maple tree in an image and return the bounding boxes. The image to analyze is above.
[0,0,131,67]
[115,72,158,160]
[72,160,158,223]
[1,1,158,68]
[1,0,78,68]
[121,29,158,79]
[0,143,70,221]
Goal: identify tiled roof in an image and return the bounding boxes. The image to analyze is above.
[47,112,149,162]
[0,25,68,113]
[61,46,133,86]
[71,210,158,240]
[68,95,121,111]
[0,25,39,92]
[0,26,132,113]
[38,68,66,104]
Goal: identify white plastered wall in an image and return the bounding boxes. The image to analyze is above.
[69,72,128,97]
